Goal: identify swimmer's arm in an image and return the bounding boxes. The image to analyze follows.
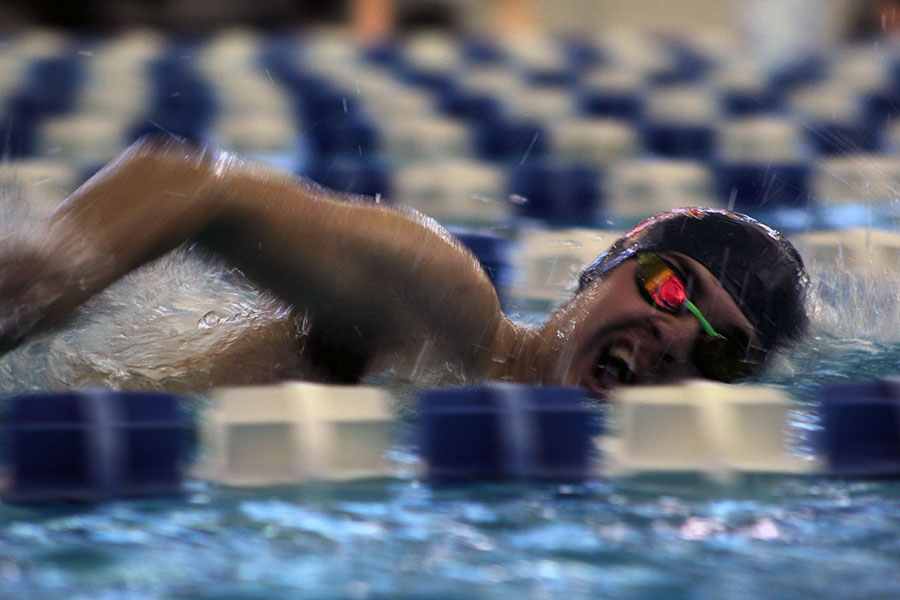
[5,137,515,370]
[203,151,514,369]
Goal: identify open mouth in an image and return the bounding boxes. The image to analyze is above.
[591,341,638,390]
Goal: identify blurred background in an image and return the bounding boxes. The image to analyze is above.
[0,0,878,37]
[2,0,900,307]
[4,7,900,599]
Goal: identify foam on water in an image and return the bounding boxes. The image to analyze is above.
[0,182,302,394]
[762,262,900,401]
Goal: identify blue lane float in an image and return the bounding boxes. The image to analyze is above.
[507,159,602,226]
[303,154,392,199]
[472,116,548,162]
[714,163,812,212]
[2,390,189,503]
[129,45,217,144]
[451,228,511,292]
[577,85,643,121]
[419,385,601,481]
[0,51,86,158]
[641,122,716,161]
[817,379,900,477]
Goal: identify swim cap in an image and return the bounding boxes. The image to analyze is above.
[578,208,809,353]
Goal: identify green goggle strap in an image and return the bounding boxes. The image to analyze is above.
[684,299,724,339]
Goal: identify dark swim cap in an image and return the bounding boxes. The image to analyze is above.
[578,208,809,353]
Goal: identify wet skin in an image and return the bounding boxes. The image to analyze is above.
[509,252,760,395]
[0,137,765,393]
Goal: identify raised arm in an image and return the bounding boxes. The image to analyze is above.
[0,136,514,373]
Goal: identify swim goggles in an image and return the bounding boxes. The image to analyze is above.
[636,252,759,382]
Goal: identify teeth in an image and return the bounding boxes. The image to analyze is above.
[608,344,633,368]
[596,343,638,384]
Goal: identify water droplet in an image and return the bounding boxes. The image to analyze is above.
[198,311,221,329]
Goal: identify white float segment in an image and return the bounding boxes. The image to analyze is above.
[713,57,768,95]
[551,118,638,166]
[77,72,149,121]
[404,32,461,72]
[218,77,292,120]
[382,115,472,163]
[789,82,865,124]
[326,64,394,95]
[594,30,670,75]
[91,28,164,68]
[645,85,721,125]
[503,34,566,74]
[509,227,624,305]
[691,29,739,61]
[39,115,130,164]
[791,228,900,271]
[603,381,819,480]
[303,31,359,66]
[0,159,80,211]
[215,112,296,155]
[606,159,718,219]
[460,67,525,102]
[198,382,394,487]
[830,45,891,94]
[12,28,67,59]
[812,155,900,205]
[199,27,261,78]
[717,116,807,163]
[581,67,644,95]
[0,51,27,99]
[364,85,436,121]
[80,30,161,119]
[506,87,576,122]
[394,160,509,226]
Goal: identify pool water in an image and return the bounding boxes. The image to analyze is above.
[1,232,899,600]
[2,475,900,599]
[2,330,900,599]
[4,24,900,599]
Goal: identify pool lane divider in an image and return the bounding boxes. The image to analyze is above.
[419,385,600,480]
[195,383,394,486]
[816,378,900,477]
[603,381,821,483]
[3,378,900,502]
[2,390,187,503]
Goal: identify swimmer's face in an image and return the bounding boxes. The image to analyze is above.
[533,252,761,394]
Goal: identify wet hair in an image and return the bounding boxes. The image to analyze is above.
[578,208,809,354]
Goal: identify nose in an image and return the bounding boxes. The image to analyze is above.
[645,310,703,381]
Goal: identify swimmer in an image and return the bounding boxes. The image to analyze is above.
[0,136,808,393]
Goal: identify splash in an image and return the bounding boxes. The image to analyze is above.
[763,261,900,397]
[0,182,301,394]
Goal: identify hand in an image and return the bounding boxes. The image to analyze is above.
[0,238,104,354]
